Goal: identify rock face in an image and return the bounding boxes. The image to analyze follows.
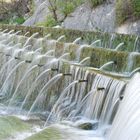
[24,0,50,26]
[23,0,140,35]
[116,20,140,35]
[63,2,115,32]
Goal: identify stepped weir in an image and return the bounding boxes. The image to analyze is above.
[0,24,140,140]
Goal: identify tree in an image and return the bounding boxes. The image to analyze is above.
[47,0,84,24]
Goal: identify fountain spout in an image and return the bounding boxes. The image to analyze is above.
[44,34,51,40]
[35,48,42,53]
[133,36,139,51]
[51,68,59,72]
[100,61,115,70]
[24,31,30,36]
[2,29,8,33]
[73,37,81,44]
[8,30,14,34]
[90,40,101,47]
[25,60,32,63]
[7,41,13,46]
[130,67,140,77]
[97,87,105,91]
[79,57,90,65]
[24,45,32,50]
[119,95,124,101]
[57,35,65,42]
[45,50,55,56]
[78,80,88,83]
[58,53,70,60]
[63,73,72,77]
[14,30,22,35]
[115,42,124,51]
[23,32,39,47]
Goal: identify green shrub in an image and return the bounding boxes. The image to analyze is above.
[88,0,107,8]
[36,15,58,27]
[132,0,140,17]
[14,17,25,24]
[116,0,140,25]
[58,0,83,16]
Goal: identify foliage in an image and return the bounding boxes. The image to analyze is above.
[13,17,25,24]
[47,0,84,24]
[0,0,30,24]
[88,0,107,8]
[116,0,140,25]
[132,0,140,17]
[36,15,57,27]
[0,17,25,25]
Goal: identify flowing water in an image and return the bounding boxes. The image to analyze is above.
[0,29,139,140]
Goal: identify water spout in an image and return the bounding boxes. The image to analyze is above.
[23,32,39,47]
[133,36,139,52]
[24,45,32,50]
[79,57,90,65]
[7,41,13,46]
[8,30,14,34]
[100,61,115,70]
[58,53,70,60]
[44,34,51,40]
[97,87,105,91]
[57,35,65,42]
[14,30,22,35]
[19,69,52,112]
[34,48,42,53]
[7,65,38,108]
[129,67,140,77]
[63,73,72,77]
[27,73,63,116]
[24,32,30,36]
[73,37,81,44]
[78,80,88,83]
[0,61,25,96]
[115,42,124,51]
[2,29,8,33]
[45,80,79,126]
[76,45,89,61]
[51,68,59,72]
[45,50,55,56]
[90,40,101,47]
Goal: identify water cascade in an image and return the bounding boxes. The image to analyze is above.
[114,43,124,51]
[0,26,139,140]
[79,57,90,65]
[27,73,63,116]
[91,40,101,47]
[100,61,115,71]
[108,73,140,140]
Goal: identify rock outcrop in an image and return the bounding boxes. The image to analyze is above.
[23,0,140,35]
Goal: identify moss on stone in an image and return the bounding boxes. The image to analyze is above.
[0,24,139,52]
[25,127,61,140]
[0,116,31,140]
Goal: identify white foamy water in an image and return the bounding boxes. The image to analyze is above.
[52,124,104,140]
[7,126,42,140]
[108,73,140,140]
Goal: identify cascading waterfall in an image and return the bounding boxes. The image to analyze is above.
[0,61,25,99]
[108,73,140,140]
[19,68,51,113]
[0,28,139,140]
[7,65,39,108]
[27,73,63,115]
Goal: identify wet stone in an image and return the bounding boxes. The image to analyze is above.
[78,122,99,130]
